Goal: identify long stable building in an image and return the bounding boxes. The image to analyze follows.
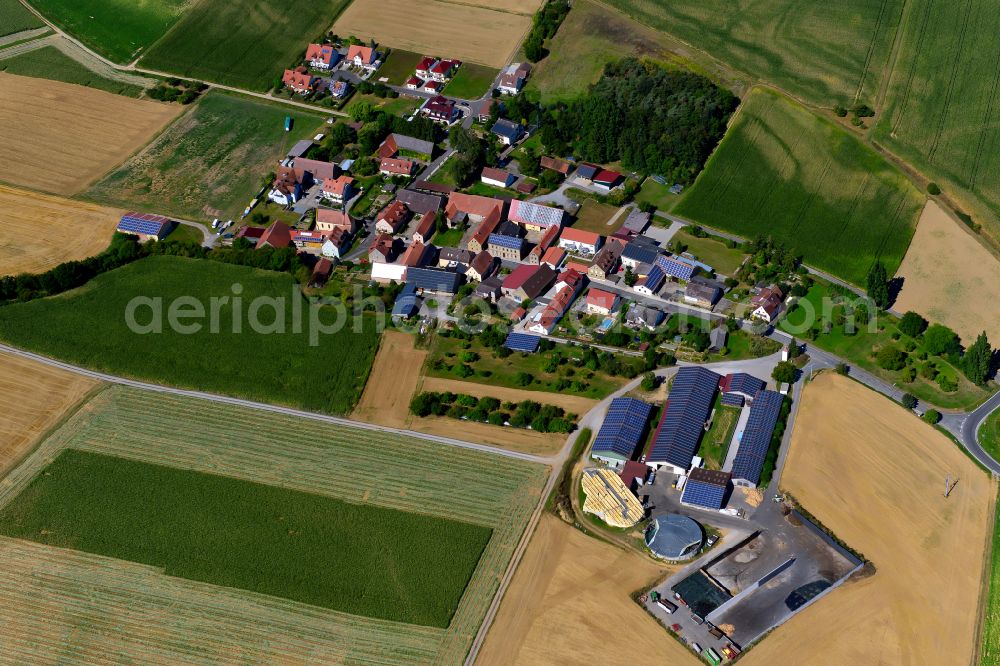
[647,367,721,473]
[730,390,784,488]
[680,468,731,510]
[590,397,653,469]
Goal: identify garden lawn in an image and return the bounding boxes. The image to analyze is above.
[572,199,622,234]
[0,0,43,37]
[980,409,1000,466]
[0,45,144,97]
[0,449,490,628]
[443,63,499,99]
[613,0,901,106]
[0,256,380,415]
[377,49,423,85]
[139,0,352,91]
[346,93,422,118]
[779,283,992,410]
[26,0,185,62]
[676,229,747,276]
[700,397,739,470]
[85,92,325,221]
[636,178,681,212]
[675,88,924,286]
[433,227,464,247]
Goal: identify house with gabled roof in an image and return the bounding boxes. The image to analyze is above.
[540,156,571,175]
[322,175,354,204]
[508,199,563,231]
[380,157,416,177]
[375,200,411,235]
[422,95,456,123]
[541,246,566,269]
[593,169,624,192]
[320,227,351,259]
[258,221,292,249]
[559,227,603,255]
[586,288,619,316]
[491,118,524,146]
[315,207,356,234]
[377,133,435,161]
[415,56,437,79]
[396,189,442,215]
[369,233,397,263]
[481,167,515,188]
[282,67,318,94]
[526,224,561,265]
[588,241,622,280]
[502,263,556,302]
[466,250,495,282]
[305,43,339,70]
[347,44,378,69]
[498,62,531,95]
[268,166,311,206]
[751,284,784,322]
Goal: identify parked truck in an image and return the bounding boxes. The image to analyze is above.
[703,647,722,665]
[656,599,677,614]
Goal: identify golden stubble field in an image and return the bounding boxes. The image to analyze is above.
[332,0,532,68]
[895,199,1000,342]
[0,73,180,194]
[0,184,122,275]
[743,372,995,665]
[478,514,695,666]
[0,351,97,476]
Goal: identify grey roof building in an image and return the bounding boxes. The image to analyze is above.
[397,189,444,215]
[621,236,661,266]
[648,366,721,471]
[645,514,704,560]
[406,267,463,294]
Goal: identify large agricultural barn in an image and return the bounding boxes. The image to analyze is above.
[647,367,721,473]
[590,397,653,468]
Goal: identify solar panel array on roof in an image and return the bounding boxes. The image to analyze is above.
[731,390,784,486]
[655,255,697,281]
[117,212,171,236]
[648,366,721,469]
[639,265,666,292]
[721,392,745,408]
[592,397,653,459]
[406,267,462,293]
[488,233,525,250]
[504,332,541,353]
[681,478,727,510]
[726,372,766,397]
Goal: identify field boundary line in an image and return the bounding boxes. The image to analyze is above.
[854,0,890,103]
[926,0,973,163]
[888,0,933,137]
[432,0,536,17]
[873,0,909,113]
[971,481,999,666]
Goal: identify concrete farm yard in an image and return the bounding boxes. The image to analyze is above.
[0,385,546,664]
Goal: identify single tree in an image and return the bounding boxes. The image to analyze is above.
[962,331,993,385]
[924,324,961,356]
[772,361,797,384]
[901,393,918,410]
[922,409,941,424]
[640,372,657,392]
[866,260,889,309]
[898,311,928,338]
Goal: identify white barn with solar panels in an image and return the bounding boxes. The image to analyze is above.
[647,366,721,473]
[730,390,784,488]
[590,397,653,468]
[116,212,175,242]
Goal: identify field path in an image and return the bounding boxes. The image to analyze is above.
[0,27,48,48]
[0,31,52,60]
[50,37,155,88]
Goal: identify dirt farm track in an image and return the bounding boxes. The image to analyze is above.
[0,73,180,194]
[741,373,995,665]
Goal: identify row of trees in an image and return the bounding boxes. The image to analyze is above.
[523,0,570,62]
[409,391,576,433]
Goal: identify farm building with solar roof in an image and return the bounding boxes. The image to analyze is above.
[647,366,722,473]
[680,468,731,511]
[730,390,784,487]
[116,212,175,242]
[591,397,653,468]
[645,514,703,560]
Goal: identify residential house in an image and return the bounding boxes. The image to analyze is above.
[559,227,603,255]
[321,227,351,259]
[751,284,784,323]
[369,234,398,263]
[396,189,442,215]
[268,166,311,206]
[407,266,463,294]
[282,67,318,94]
[625,303,665,330]
[526,224,561,265]
[380,157,415,177]
[501,263,556,301]
[654,254,699,281]
[422,80,443,94]
[411,214,435,244]
[588,242,622,280]
[405,76,421,90]
[478,98,501,123]
[347,44,378,69]
[620,236,661,270]
[498,62,531,95]
[448,193,504,225]
[310,258,333,287]
[315,208,356,234]
[488,232,526,261]
[474,276,503,303]
[540,156,571,175]
[586,288,619,316]
[527,283,576,335]
[466,251,495,282]
[400,240,430,268]
[554,267,586,295]
[292,157,338,182]
[437,247,473,267]
[709,326,728,352]
[235,225,265,246]
[116,212,174,242]
[684,282,722,308]
[375,200,411,234]
[422,95,456,123]
[621,209,650,237]
[328,79,350,99]
[491,118,523,146]
[289,230,326,252]
[415,56,437,79]
[377,133,435,161]
[592,169,624,192]
[305,43,338,70]
[508,199,563,231]
[541,246,566,269]
[634,265,666,296]
[429,59,460,82]
[481,167,515,188]
[258,221,292,249]
[322,175,354,204]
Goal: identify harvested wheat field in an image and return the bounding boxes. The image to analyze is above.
[743,372,995,666]
[445,0,541,13]
[352,330,427,428]
[332,0,531,68]
[895,199,1000,342]
[478,514,694,666]
[419,377,598,416]
[0,73,179,194]
[0,184,122,275]
[0,351,97,476]
[409,415,565,457]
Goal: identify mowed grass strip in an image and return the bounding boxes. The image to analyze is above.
[978,494,1000,666]
[86,92,325,221]
[443,63,499,99]
[873,0,1000,249]
[0,0,43,37]
[139,0,352,91]
[0,256,380,415]
[26,0,185,63]
[0,449,492,628]
[612,0,901,106]
[675,88,924,285]
[0,45,144,97]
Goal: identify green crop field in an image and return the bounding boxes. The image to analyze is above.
[139,0,352,91]
[86,92,325,221]
[985,497,1000,666]
[873,0,1000,250]
[26,0,185,63]
[0,45,144,96]
[981,409,1000,465]
[675,88,923,285]
[0,449,491,628]
[0,256,379,415]
[0,385,547,664]
[443,63,498,100]
[611,0,902,106]
[0,0,43,37]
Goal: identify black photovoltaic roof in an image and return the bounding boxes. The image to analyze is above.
[648,366,721,468]
[681,477,727,510]
[731,390,784,485]
[721,392,745,407]
[504,332,540,352]
[591,397,653,458]
[727,372,766,396]
[406,267,462,293]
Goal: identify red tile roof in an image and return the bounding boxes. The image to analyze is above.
[481,167,513,185]
[282,68,315,91]
[380,157,415,175]
[377,200,410,231]
[377,134,399,159]
[587,288,618,311]
[305,43,336,66]
[347,44,375,64]
[560,226,602,247]
[540,156,571,174]
[593,169,624,185]
[316,208,353,230]
[541,246,566,267]
[258,221,292,249]
[413,213,435,240]
[323,174,353,196]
